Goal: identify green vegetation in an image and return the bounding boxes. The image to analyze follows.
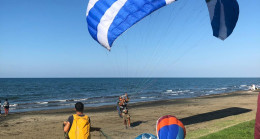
[199,120,255,139]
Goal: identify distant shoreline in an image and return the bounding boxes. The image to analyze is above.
[4,89,257,116]
[1,77,260,79]
[1,78,259,113]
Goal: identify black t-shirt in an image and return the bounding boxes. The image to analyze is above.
[67,114,91,132]
[3,101,9,109]
[119,102,128,114]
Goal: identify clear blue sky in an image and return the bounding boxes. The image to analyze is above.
[0,0,259,78]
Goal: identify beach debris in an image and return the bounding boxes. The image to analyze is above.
[136,133,157,139]
[251,84,257,91]
[156,115,186,139]
[86,0,239,50]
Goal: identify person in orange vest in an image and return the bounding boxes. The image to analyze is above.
[64,102,91,139]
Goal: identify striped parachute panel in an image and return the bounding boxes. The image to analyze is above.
[156,115,186,139]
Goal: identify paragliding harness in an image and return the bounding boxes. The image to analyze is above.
[120,95,129,114]
[117,99,129,118]
[121,103,128,114]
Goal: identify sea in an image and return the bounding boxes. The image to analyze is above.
[0,78,259,113]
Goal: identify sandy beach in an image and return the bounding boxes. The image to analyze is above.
[0,90,259,139]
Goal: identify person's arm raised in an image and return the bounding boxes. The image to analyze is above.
[125,93,129,102]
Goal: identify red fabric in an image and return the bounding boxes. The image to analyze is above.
[255,93,260,139]
[4,108,8,115]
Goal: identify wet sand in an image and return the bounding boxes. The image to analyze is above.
[0,90,259,139]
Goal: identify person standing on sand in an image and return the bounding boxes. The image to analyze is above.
[3,99,9,116]
[63,102,91,139]
[119,93,131,129]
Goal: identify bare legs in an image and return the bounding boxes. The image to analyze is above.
[124,117,131,129]
[4,108,9,116]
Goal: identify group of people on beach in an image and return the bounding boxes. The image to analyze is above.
[62,93,131,139]
[0,99,9,116]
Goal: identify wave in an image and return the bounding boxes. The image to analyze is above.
[48,100,70,103]
[179,90,190,93]
[57,100,67,102]
[215,88,227,91]
[74,98,88,102]
[36,102,48,104]
[9,104,18,107]
[11,97,96,108]
[240,85,248,87]
[140,96,155,99]
[164,89,190,93]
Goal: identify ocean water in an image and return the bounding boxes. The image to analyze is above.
[0,78,259,113]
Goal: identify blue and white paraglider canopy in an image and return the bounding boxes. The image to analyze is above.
[86,0,239,50]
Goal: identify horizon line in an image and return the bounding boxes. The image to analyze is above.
[0,77,260,79]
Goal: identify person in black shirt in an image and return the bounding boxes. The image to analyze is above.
[3,99,9,116]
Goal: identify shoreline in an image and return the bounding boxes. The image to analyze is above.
[0,90,259,139]
[5,89,256,115]
[2,77,259,114]
[1,90,257,118]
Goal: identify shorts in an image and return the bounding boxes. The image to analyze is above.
[5,108,9,113]
[122,113,130,121]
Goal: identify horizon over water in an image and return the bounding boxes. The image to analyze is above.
[0,78,259,113]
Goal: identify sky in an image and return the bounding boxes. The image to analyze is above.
[0,0,259,78]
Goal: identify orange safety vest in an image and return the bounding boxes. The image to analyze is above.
[68,114,90,139]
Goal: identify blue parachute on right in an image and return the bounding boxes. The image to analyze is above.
[206,0,239,40]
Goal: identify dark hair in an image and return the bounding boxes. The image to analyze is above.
[75,102,84,112]
[5,99,8,101]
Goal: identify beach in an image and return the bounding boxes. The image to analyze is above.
[0,90,259,139]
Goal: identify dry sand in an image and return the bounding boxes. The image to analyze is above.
[0,90,259,139]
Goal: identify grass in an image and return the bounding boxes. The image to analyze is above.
[199,120,255,139]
